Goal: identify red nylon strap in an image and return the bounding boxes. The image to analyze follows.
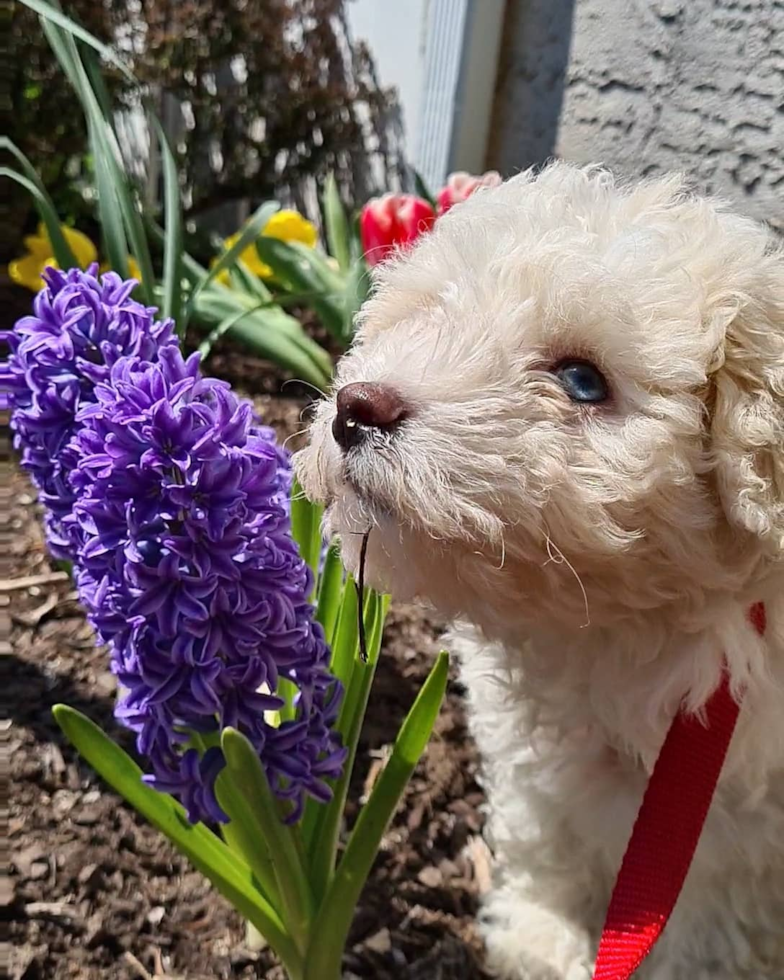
[593,602,766,980]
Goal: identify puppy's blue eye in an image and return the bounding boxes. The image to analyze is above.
[553,360,609,403]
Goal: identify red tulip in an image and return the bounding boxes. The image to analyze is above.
[360,194,436,266]
[436,170,502,215]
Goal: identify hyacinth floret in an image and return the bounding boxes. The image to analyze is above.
[70,345,345,823]
[2,265,176,559]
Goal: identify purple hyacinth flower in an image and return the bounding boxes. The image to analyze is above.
[6,268,345,825]
[70,345,345,823]
[2,266,176,559]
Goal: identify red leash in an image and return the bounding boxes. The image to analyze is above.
[593,602,767,979]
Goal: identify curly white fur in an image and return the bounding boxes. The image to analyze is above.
[296,163,784,978]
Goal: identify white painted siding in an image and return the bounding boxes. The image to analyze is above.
[347,0,429,152]
[347,0,505,191]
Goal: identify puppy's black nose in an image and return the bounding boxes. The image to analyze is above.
[332,382,408,452]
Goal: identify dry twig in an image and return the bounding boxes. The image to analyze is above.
[0,571,69,592]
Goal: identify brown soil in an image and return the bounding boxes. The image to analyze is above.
[6,352,492,980]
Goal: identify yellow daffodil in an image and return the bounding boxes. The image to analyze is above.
[212,209,318,283]
[10,224,98,292]
[264,210,318,248]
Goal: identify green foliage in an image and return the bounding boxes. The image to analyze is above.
[24,17,443,970]
[254,237,347,343]
[9,0,382,372]
[52,705,303,975]
[5,0,119,257]
[151,116,184,327]
[9,0,338,386]
[55,490,449,980]
[323,173,352,273]
[1,139,77,268]
[7,0,401,268]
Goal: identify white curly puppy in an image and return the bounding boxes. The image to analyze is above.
[296,164,784,979]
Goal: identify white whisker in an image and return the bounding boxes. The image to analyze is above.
[543,532,591,628]
[284,378,328,399]
[283,428,308,451]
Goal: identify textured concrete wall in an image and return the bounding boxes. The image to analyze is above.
[486,0,784,230]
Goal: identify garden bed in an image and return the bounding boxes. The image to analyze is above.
[7,352,492,980]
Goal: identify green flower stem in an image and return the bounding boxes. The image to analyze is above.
[299,569,355,851]
[335,592,389,744]
[307,593,388,903]
[303,651,449,980]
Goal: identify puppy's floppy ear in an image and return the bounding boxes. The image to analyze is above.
[710,254,784,552]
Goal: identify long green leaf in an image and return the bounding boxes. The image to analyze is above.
[1,142,76,268]
[304,651,449,980]
[305,590,389,899]
[413,168,437,210]
[39,13,82,88]
[91,122,130,279]
[59,23,153,294]
[147,224,334,383]
[322,173,351,273]
[150,117,183,329]
[327,575,360,691]
[198,322,330,380]
[290,480,323,596]
[39,19,153,291]
[18,0,137,82]
[81,48,155,299]
[192,287,300,329]
[84,44,114,121]
[342,257,371,343]
[197,301,278,362]
[51,705,302,974]
[192,287,332,360]
[335,592,389,744]
[47,20,149,288]
[0,168,76,270]
[254,238,346,340]
[315,543,344,644]
[190,294,332,387]
[228,259,273,301]
[214,771,282,916]
[348,212,364,263]
[189,201,279,309]
[365,592,390,669]
[146,218,206,289]
[221,729,314,950]
[299,563,357,853]
[191,288,333,367]
[275,240,346,293]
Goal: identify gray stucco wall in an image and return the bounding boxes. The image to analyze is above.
[486,0,783,230]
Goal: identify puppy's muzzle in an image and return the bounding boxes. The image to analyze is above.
[332,382,409,452]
